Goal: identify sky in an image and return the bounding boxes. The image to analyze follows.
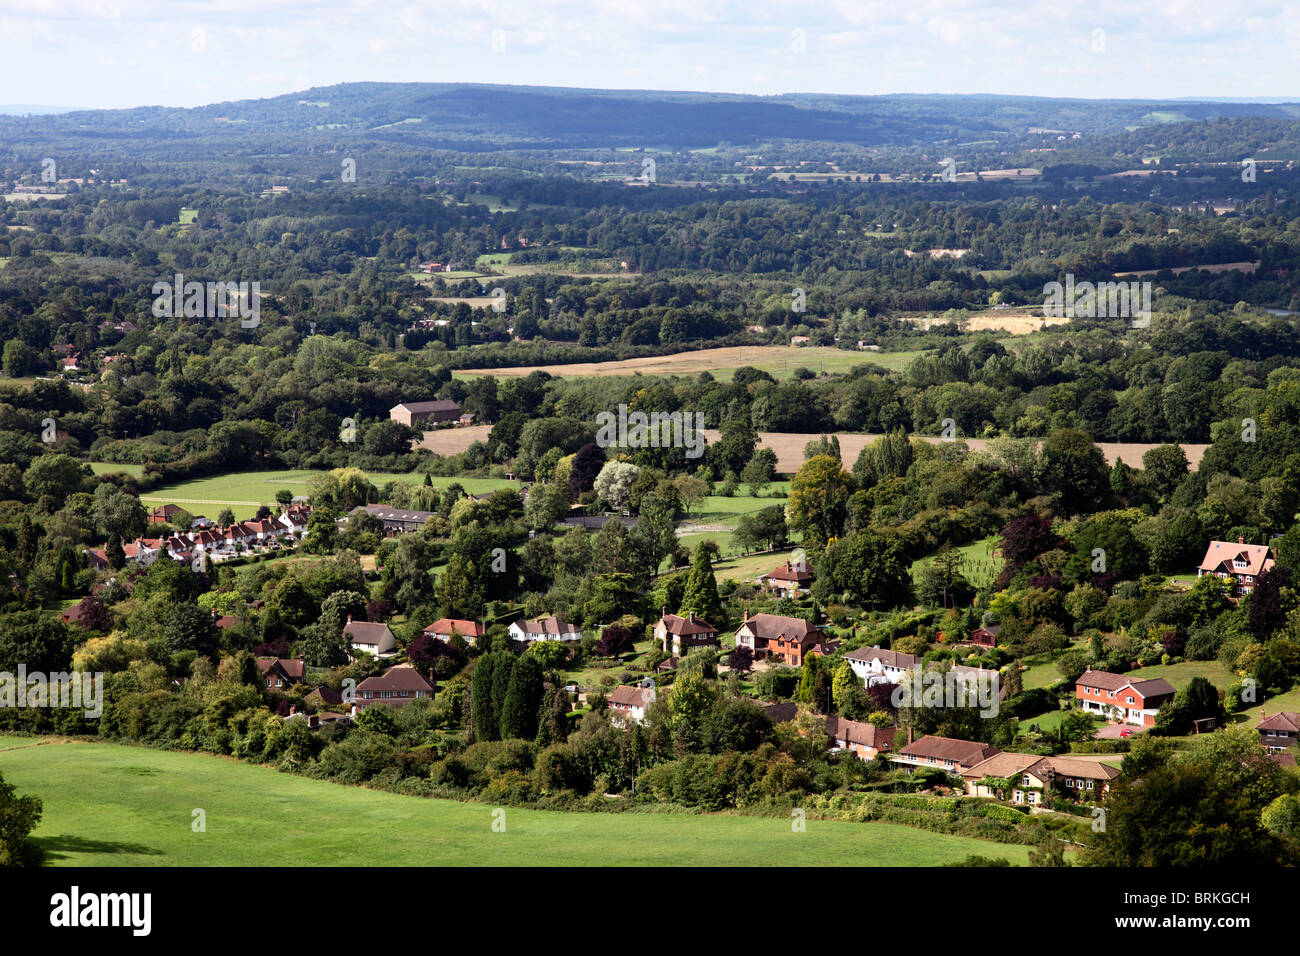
[5,0,1300,110]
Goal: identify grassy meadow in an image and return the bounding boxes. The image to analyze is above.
[0,738,1030,867]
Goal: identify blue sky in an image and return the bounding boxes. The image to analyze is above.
[5,0,1300,109]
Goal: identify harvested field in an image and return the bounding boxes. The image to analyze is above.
[700,430,1209,474]
[901,308,1069,335]
[415,423,493,455]
[456,345,926,380]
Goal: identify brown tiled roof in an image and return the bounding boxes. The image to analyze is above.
[1043,757,1121,781]
[766,560,814,583]
[358,667,435,693]
[425,618,486,638]
[961,752,1045,779]
[608,685,654,707]
[1076,669,1174,699]
[899,735,1000,766]
[307,685,344,705]
[761,702,800,723]
[1258,712,1300,733]
[1199,540,1275,576]
[737,613,820,641]
[825,716,895,751]
[658,612,718,636]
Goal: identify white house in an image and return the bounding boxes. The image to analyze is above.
[508,617,583,644]
[844,645,921,686]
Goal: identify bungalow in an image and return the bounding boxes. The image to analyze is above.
[344,617,398,658]
[508,616,583,644]
[350,504,438,535]
[843,645,920,687]
[1257,711,1300,753]
[653,611,719,657]
[1075,669,1175,727]
[733,612,824,664]
[969,624,1001,648]
[825,716,896,760]
[760,559,815,598]
[389,399,463,428]
[353,666,436,712]
[608,684,655,725]
[1197,537,1276,594]
[962,753,1119,805]
[424,618,486,646]
[892,735,1001,776]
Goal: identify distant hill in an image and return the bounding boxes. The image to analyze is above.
[3,82,1300,152]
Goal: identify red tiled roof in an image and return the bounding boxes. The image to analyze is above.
[658,612,718,636]
[1199,540,1275,576]
[425,618,486,638]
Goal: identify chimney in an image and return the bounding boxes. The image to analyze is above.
[346,614,352,624]
[288,705,296,716]
[689,611,695,623]
[1238,535,1245,545]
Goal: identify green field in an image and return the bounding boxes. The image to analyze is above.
[0,738,1030,866]
[910,535,1000,591]
[123,469,520,520]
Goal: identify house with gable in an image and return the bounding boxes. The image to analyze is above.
[1197,537,1276,594]
[1075,669,1175,727]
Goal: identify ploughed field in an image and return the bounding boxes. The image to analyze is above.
[0,738,1031,867]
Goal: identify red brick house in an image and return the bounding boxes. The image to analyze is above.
[825,717,896,760]
[1075,669,1175,727]
[734,612,825,665]
[1257,711,1300,753]
[653,611,719,656]
[1197,537,1276,594]
[353,666,436,711]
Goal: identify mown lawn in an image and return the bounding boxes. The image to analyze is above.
[0,738,1030,866]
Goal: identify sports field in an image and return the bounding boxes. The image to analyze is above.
[0,738,1030,866]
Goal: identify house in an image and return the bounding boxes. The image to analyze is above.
[349,504,439,535]
[762,702,800,724]
[508,616,583,644]
[60,596,101,628]
[844,645,920,686]
[656,656,679,674]
[353,666,436,711]
[962,753,1119,805]
[825,717,896,760]
[733,612,824,664]
[1197,537,1276,594]
[256,658,307,690]
[306,685,345,710]
[343,618,398,658]
[1075,669,1175,727]
[789,336,810,346]
[766,628,831,667]
[148,504,186,525]
[389,400,463,428]
[760,559,815,597]
[969,624,1001,647]
[424,618,486,646]
[608,684,655,725]
[892,735,1001,775]
[1257,711,1300,753]
[653,611,719,657]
